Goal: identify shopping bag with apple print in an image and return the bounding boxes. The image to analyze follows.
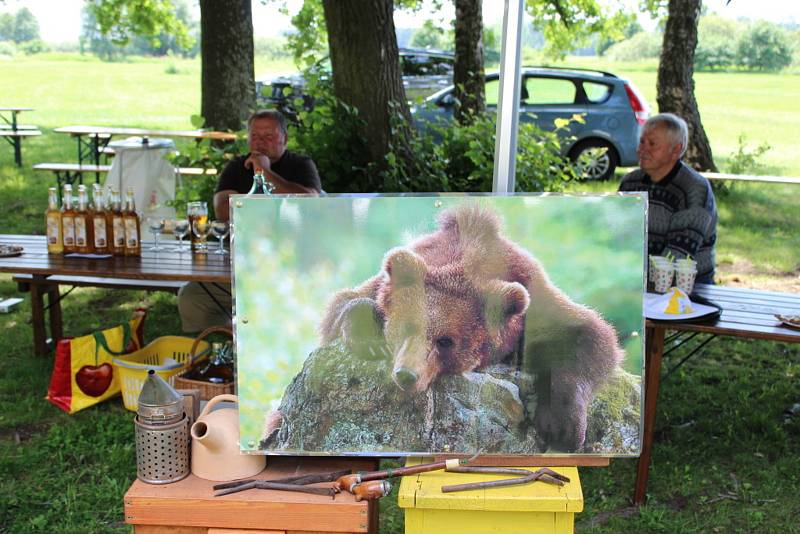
[46,309,146,414]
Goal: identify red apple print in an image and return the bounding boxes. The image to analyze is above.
[75,363,114,397]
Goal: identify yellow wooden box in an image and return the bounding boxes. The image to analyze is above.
[398,459,583,534]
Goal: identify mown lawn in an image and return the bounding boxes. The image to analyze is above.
[0,53,798,533]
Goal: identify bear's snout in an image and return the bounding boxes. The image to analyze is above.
[392,368,418,391]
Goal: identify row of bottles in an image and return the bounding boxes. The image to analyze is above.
[46,184,141,256]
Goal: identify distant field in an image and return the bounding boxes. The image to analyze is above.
[0,53,295,130]
[2,53,797,176]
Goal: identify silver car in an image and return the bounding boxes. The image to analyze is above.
[412,66,650,180]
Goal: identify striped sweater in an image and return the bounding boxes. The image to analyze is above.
[619,161,717,284]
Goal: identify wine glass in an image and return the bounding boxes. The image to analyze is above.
[146,217,165,251]
[210,220,230,255]
[192,217,211,253]
[172,219,190,252]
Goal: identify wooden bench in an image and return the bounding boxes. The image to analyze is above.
[33,162,217,189]
[2,129,41,166]
[702,172,800,185]
[0,124,39,130]
[13,273,185,355]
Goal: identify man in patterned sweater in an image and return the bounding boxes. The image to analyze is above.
[619,113,717,284]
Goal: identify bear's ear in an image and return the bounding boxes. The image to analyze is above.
[483,281,530,324]
[384,248,427,288]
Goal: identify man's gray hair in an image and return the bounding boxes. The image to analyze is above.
[248,109,288,137]
[643,113,689,156]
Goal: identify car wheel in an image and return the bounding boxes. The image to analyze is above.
[570,140,619,181]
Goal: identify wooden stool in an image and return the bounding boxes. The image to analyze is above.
[124,456,379,533]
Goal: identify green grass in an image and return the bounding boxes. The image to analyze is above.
[0,52,798,532]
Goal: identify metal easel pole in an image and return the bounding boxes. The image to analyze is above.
[492,0,524,193]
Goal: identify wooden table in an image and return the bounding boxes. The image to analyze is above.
[636,283,800,505]
[53,125,238,177]
[1,106,39,166]
[124,456,379,533]
[0,234,231,355]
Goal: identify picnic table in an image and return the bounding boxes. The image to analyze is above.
[636,283,800,504]
[0,106,41,166]
[0,234,231,356]
[53,125,237,168]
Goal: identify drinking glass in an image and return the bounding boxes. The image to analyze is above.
[172,219,190,252]
[192,217,211,254]
[210,220,229,255]
[146,217,165,251]
[187,201,208,252]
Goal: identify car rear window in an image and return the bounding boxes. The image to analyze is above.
[522,77,576,105]
[482,78,499,106]
[583,82,612,103]
[402,55,454,76]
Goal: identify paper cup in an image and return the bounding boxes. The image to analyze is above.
[675,267,697,295]
[674,257,697,271]
[649,256,671,284]
[652,262,675,293]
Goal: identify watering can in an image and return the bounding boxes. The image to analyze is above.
[190,394,266,481]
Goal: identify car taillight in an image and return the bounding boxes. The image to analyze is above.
[624,83,649,126]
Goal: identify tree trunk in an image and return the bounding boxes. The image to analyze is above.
[199,0,255,131]
[453,0,485,123]
[322,0,413,169]
[656,0,717,172]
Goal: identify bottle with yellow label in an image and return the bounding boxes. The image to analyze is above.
[61,184,77,254]
[45,187,63,254]
[110,188,126,256]
[91,183,110,254]
[123,187,141,256]
[74,185,94,254]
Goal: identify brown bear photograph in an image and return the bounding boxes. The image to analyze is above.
[233,194,645,456]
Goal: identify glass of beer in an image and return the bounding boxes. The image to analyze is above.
[187,201,208,252]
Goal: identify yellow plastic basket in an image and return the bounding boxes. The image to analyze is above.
[112,335,210,411]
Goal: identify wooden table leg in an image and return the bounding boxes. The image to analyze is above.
[634,325,666,505]
[47,284,63,343]
[29,281,47,356]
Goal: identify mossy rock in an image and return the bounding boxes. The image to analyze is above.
[262,342,641,455]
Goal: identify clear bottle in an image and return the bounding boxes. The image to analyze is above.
[92,183,110,254]
[74,185,94,254]
[248,168,267,195]
[185,342,234,384]
[45,187,63,254]
[123,187,141,257]
[61,184,77,254]
[110,188,126,256]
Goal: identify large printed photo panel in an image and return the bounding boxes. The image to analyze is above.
[234,194,645,456]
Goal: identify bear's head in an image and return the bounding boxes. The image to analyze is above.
[377,248,530,392]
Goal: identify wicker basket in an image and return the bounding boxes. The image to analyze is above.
[173,326,235,401]
[112,335,211,411]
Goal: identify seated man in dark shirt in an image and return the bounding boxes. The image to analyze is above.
[618,113,717,284]
[178,109,321,332]
[214,109,321,221]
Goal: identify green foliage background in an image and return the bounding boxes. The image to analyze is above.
[233,194,645,449]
